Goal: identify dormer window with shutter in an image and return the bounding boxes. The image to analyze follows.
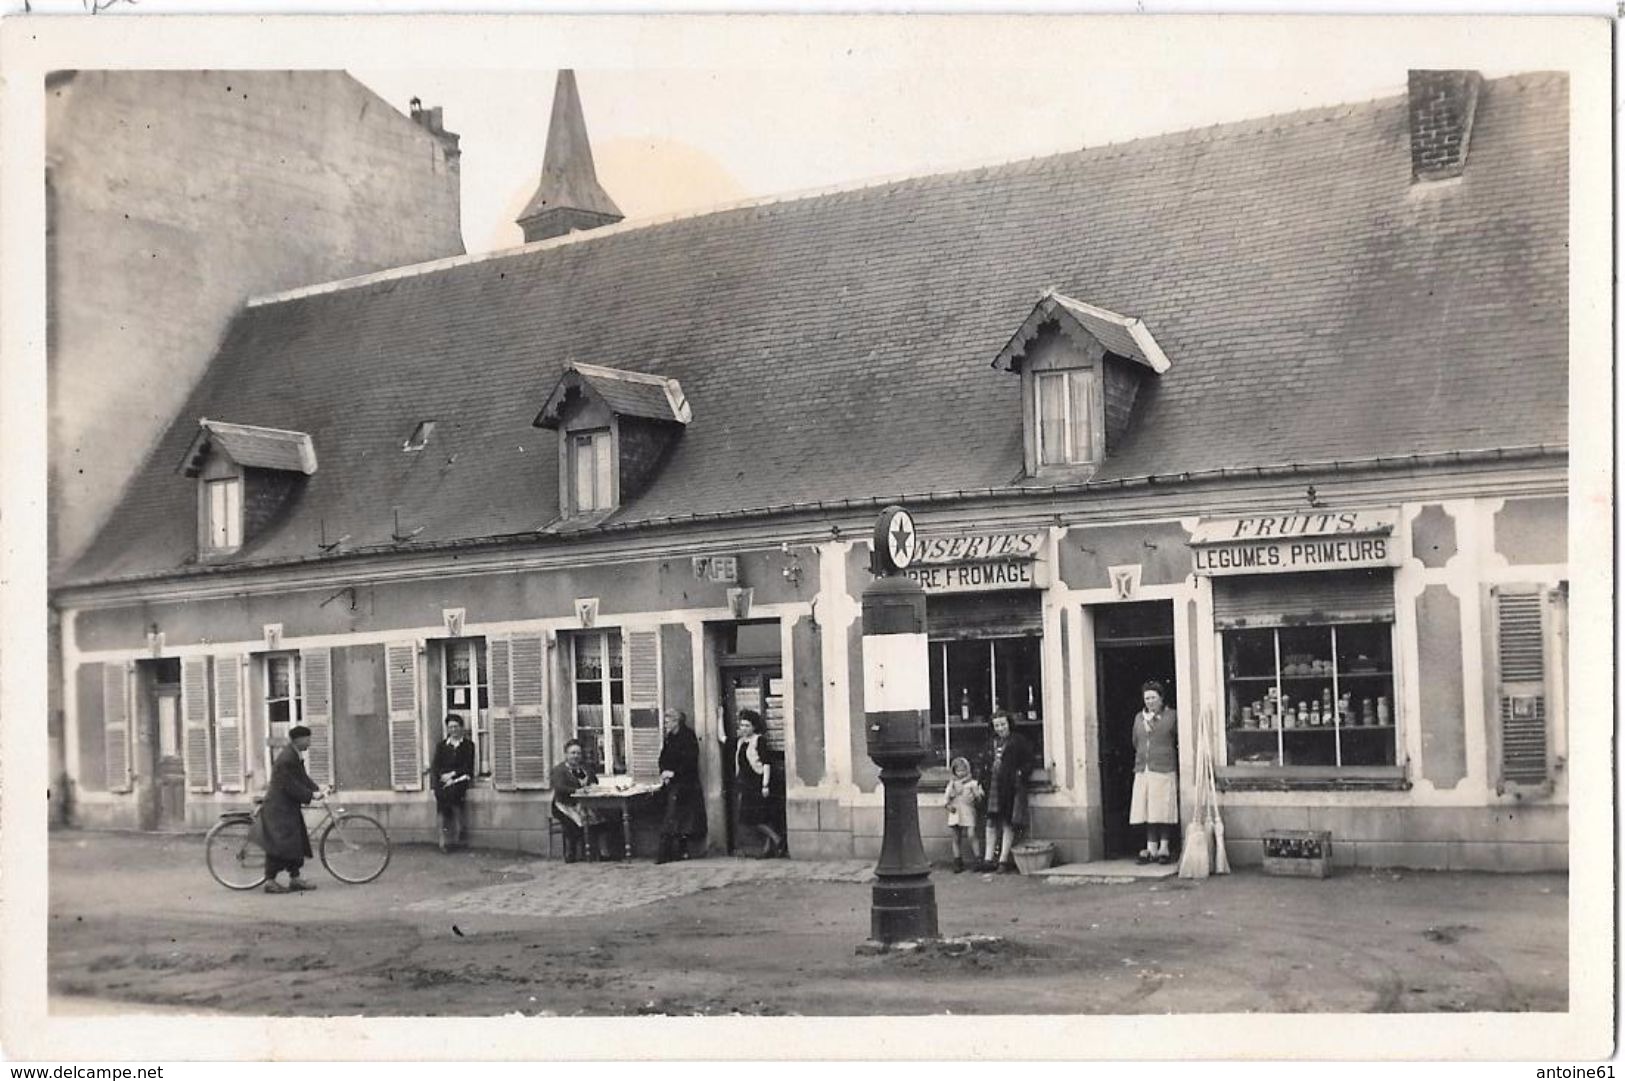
[534,362,691,524]
[992,290,1169,479]
[179,419,317,558]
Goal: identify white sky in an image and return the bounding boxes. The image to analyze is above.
[353,60,1500,256]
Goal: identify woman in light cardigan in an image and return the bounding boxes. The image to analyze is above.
[1130,680,1180,864]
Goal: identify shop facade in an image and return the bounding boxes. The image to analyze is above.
[52,70,1570,871]
[58,455,1568,871]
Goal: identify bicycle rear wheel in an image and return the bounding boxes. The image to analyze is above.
[319,813,391,883]
[205,818,268,890]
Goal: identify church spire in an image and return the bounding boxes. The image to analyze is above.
[516,70,624,244]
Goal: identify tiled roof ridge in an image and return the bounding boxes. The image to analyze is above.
[248,70,1561,310]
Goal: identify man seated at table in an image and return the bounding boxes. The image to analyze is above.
[550,738,606,862]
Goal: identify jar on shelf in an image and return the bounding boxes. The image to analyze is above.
[1377,696,1391,726]
[1361,698,1376,727]
[1239,706,1252,729]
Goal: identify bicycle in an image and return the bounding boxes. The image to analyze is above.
[205,791,392,889]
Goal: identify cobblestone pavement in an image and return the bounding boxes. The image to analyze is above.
[408,856,875,918]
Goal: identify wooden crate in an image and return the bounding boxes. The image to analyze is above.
[1262,829,1333,878]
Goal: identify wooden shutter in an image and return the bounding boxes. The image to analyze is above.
[487,636,515,790]
[1494,585,1549,787]
[510,633,549,788]
[1212,570,1395,629]
[386,641,422,791]
[102,663,133,793]
[179,656,214,792]
[213,654,246,792]
[301,647,335,787]
[624,629,663,781]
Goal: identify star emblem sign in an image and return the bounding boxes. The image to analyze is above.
[887,510,917,569]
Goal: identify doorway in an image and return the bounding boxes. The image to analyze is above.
[716,620,785,856]
[1093,602,1176,861]
[139,659,185,832]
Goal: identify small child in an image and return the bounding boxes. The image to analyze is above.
[944,756,984,873]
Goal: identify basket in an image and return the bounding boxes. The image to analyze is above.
[1010,840,1056,875]
[1262,829,1333,878]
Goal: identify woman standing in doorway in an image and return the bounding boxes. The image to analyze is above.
[734,709,785,859]
[978,710,1034,873]
[1131,680,1179,864]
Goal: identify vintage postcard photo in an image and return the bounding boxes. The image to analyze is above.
[0,9,1612,1065]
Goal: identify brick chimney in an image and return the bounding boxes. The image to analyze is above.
[408,96,462,165]
[1407,70,1483,183]
[516,70,624,243]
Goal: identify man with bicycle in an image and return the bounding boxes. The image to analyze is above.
[256,724,324,894]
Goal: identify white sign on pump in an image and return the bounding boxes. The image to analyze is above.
[862,632,931,713]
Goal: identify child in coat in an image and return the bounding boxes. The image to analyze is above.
[944,755,985,873]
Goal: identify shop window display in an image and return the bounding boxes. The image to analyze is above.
[1223,623,1395,769]
[926,636,1044,778]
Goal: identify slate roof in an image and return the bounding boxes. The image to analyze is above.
[179,419,318,477]
[66,73,1568,585]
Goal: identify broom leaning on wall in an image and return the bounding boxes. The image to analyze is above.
[1179,706,1231,879]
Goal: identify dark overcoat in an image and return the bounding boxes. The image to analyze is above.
[979,731,1035,827]
[431,737,477,808]
[255,743,320,861]
[658,724,708,841]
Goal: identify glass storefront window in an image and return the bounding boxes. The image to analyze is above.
[1223,623,1395,768]
[438,639,490,775]
[570,631,626,774]
[926,636,1044,777]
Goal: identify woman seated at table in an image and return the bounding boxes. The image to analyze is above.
[550,739,603,863]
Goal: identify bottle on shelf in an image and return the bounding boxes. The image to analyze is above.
[1377,696,1391,726]
[960,690,970,724]
[1361,698,1375,727]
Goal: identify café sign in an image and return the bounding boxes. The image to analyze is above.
[899,529,1048,594]
[1191,509,1401,576]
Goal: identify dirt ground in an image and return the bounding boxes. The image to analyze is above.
[47,831,1567,1017]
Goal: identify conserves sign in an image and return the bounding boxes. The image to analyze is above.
[1190,508,1400,576]
[898,529,1048,594]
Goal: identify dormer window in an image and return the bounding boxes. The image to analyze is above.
[179,418,317,558]
[1035,368,1101,467]
[992,291,1170,479]
[569,429,614,513]
[535,362,691,523]
[205,477,243,550]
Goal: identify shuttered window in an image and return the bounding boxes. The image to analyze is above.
[509,633,549,788]
[180,656,214,793]
[624,629,663,782]
[385,642,422,790]
[487,637,515,790]
[301,647,335,787]
[213,655,246,792]
[102,663,133,793]
[1212,570,1394,629]
[1493,584,1551,789]
[569,631,627,774]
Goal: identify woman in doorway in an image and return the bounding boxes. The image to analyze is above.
[657,708,707,863]
[978,710,1034,873]
[549,739,601,863]
[1131,680,1179,864]
[734,709,785,859]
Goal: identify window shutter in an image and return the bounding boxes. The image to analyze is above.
[213,654,246,792]
[1494,585,1549,788]
[624,629,663,782]
[180,656,213,793]
[301,647,335,787]
[102,663,133,794]
[386,642,422,790]
[510,633,549,788]
[487,636,515,790]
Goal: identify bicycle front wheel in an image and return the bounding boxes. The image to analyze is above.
[319,813,391,884]
[205,818,268,890]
